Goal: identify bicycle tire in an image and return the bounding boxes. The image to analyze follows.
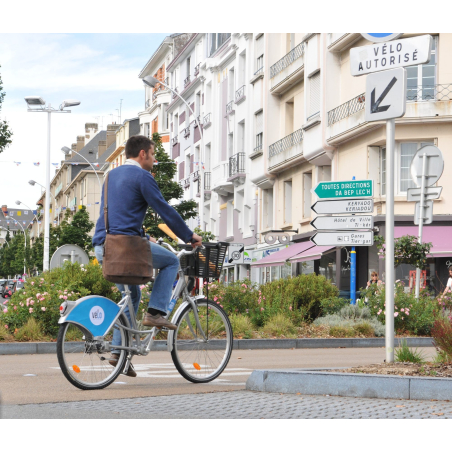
[57,314,129,390]
[171,298,233,383]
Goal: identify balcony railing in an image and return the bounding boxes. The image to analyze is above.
[194,63,201,77]
[172,87,179,99]
[407,84,452,102]
[254,143,263,153]
[203,113,211,128]
[146,98,151,107]
[184,75,191,88]
[270,42,305,78]
[226,100,233,115]
[269,129,303,158]
[194,115,201,127]
[183,126,190,138]
[327,93,365,126]
[204,172,211,190]
[183,177,190,189]
[152,78,169,100]
[229,152,245,177]
[171,136,179,146]
[235,85,245,102]
[193,170,200,181]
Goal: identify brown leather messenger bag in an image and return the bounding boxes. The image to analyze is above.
[101,172,153,285]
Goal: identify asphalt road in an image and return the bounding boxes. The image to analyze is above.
[0,347,436,406]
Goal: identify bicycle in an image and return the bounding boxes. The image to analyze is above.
[56,240,232,390]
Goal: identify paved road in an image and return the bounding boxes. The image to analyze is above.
[0,347,436,408]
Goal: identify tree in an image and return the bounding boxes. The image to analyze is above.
[0,64,13,154]
[58,206,94,252]
[143,132,198,239]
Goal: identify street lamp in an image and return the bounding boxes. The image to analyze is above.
[15,200,40,237]
[142,76,205,230]
[6,215,27,276]
[0,226,11,247]
[28,180,59,226]
[25,96,80,272]
[61,146,102,191]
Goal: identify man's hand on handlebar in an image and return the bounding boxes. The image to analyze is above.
[148,237,157,243]
[190,233,203,248]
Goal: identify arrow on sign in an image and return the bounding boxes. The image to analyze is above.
[371,76,397,113]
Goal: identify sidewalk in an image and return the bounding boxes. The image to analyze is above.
[0,337,434,355]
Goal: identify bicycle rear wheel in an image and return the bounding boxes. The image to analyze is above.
[57,314,129,390]
[171,299,233,383]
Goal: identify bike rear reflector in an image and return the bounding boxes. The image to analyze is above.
[72,365,80,373]
[193,363,201,370]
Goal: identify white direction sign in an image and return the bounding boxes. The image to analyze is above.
[407,186,442,202]
[350,35,433,76]
[365,68,406,122]
[414,200,433,225]
[311,199,374,215]
[311,231,374,247]
[311,215,373,231]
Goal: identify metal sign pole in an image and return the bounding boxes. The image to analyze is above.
[385,119,395,363]
[350,176,356,305]
[415,153,427,298]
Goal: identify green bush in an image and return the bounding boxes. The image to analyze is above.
[329,325,356,338]
[14,317,46,342]
[262,313,297,337]
[395,339,425,363]
[320,297,348,315]
[0,261,121,337]
[229,314,254,339]
[362,282,438,335]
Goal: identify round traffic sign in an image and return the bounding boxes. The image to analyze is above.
[410,145,444,188]
[361,33,403,43]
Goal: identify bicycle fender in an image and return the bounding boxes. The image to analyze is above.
[58,295,120,338]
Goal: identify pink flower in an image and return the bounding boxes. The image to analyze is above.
[59,295,64,299]
[4,325,8,329]
[36,293,41,298]
[41,307,46,311]
[401,308,405,312]
[241,283,247,288]
[14,306,17,310]
[260,307,264,311]
[30,300,34,305]
[26,301,29,307]
[394,312,399,317]
[31,281,34,285]
[19,303,23,307]
[214,296,218,301]
[40,297,45,301]
[29,308,33,313]
[220,305,223,308]
[289,306,292,311]
[63,296,68,300]
[3,308,7,313]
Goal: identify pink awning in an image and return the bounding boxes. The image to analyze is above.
[395,226,452,257]
[289,245,336,263]
[251,241,315,268]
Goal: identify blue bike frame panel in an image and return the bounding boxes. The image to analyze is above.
[63,296,120,337]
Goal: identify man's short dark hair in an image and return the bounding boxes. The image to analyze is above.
[125,135,155,158]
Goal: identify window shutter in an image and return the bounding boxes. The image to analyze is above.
[179,161,185,180]
[255,111,263,135]
[190,154,194,174]
[309,72,320,118]
[256,35,264,59]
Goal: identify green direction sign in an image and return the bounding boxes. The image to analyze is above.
[313,180,373,199]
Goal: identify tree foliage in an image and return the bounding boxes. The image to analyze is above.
[0,64,13,153]
[143,132,198,240]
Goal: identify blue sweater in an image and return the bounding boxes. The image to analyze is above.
[92,165,193,246]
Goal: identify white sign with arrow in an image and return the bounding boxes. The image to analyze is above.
[311,215,373,230]
[311,199,374,215]
[311,231,374,247]
[365,67,406,122]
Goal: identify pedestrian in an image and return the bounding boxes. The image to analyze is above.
[367,271,382,288]
[441,267,452,297]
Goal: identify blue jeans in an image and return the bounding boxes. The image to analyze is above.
[94,241,180,351]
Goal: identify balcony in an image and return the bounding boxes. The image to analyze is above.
[203,113,211,129]
[326,84,452,144]
[193,170,200,182]
[212,161,233,196]
[194,63,201,77]
[270,42,305,95]
[226,100,234,116]
[172,87,179,100]
[268,129,304,172]
[195,172,211,199]
[235,85,246,104]
[204,172,211,191]
[183,126,190,138]
[152,78,169,102]
[184,75,191,88]
[146,98,151,108]
[171,136,179,146]
[183,177,190,189]
[228,152,246,186]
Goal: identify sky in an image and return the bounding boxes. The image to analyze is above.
[0,33,169,210]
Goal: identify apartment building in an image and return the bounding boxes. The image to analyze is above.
[250,33,452,295]
[105,118,140,171]
[1,205,36,244]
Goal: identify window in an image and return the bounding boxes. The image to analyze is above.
[209,33,231,56]
[255,35,264,74]
[255,111,263,151]
[406,36,437,101]
[303,172,312,218]
[308,71,320,119]
[380,141,434,195]
[238,121,245,153]
[262,188,273,229]
[284,180,292,224]
[228,67,235,101]
[227,200,234,237]
[228,132,234,158]
[186,57,191,78]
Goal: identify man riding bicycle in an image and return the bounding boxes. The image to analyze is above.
[93,135,202,377]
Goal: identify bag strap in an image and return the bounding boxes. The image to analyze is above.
[103,172,109,234]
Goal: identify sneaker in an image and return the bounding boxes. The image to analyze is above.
[108,353,137,377]
[142,312,177,330]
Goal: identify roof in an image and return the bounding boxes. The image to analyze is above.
[67,130,107,164]
[0,207,37,232]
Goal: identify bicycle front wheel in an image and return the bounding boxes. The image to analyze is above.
[171,299,233,383]
[57,314,129,390]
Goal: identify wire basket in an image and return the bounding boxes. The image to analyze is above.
[179,242,229,279]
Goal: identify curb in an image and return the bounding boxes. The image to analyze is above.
[246,368,452,401]
[0,337,434,355]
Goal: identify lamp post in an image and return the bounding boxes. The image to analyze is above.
[6,216,27,276]
[28,180,59,226]
[25,96,80,272]
[142,76,204,231]
[0,226,11,247]
[61,146,102,191]
[15,200,40,237]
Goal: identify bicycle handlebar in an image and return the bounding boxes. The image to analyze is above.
[156,238,202,257]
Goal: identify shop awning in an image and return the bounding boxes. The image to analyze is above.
[395,226,452,257]
[289,245,336,263]
[251,241,315,268]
